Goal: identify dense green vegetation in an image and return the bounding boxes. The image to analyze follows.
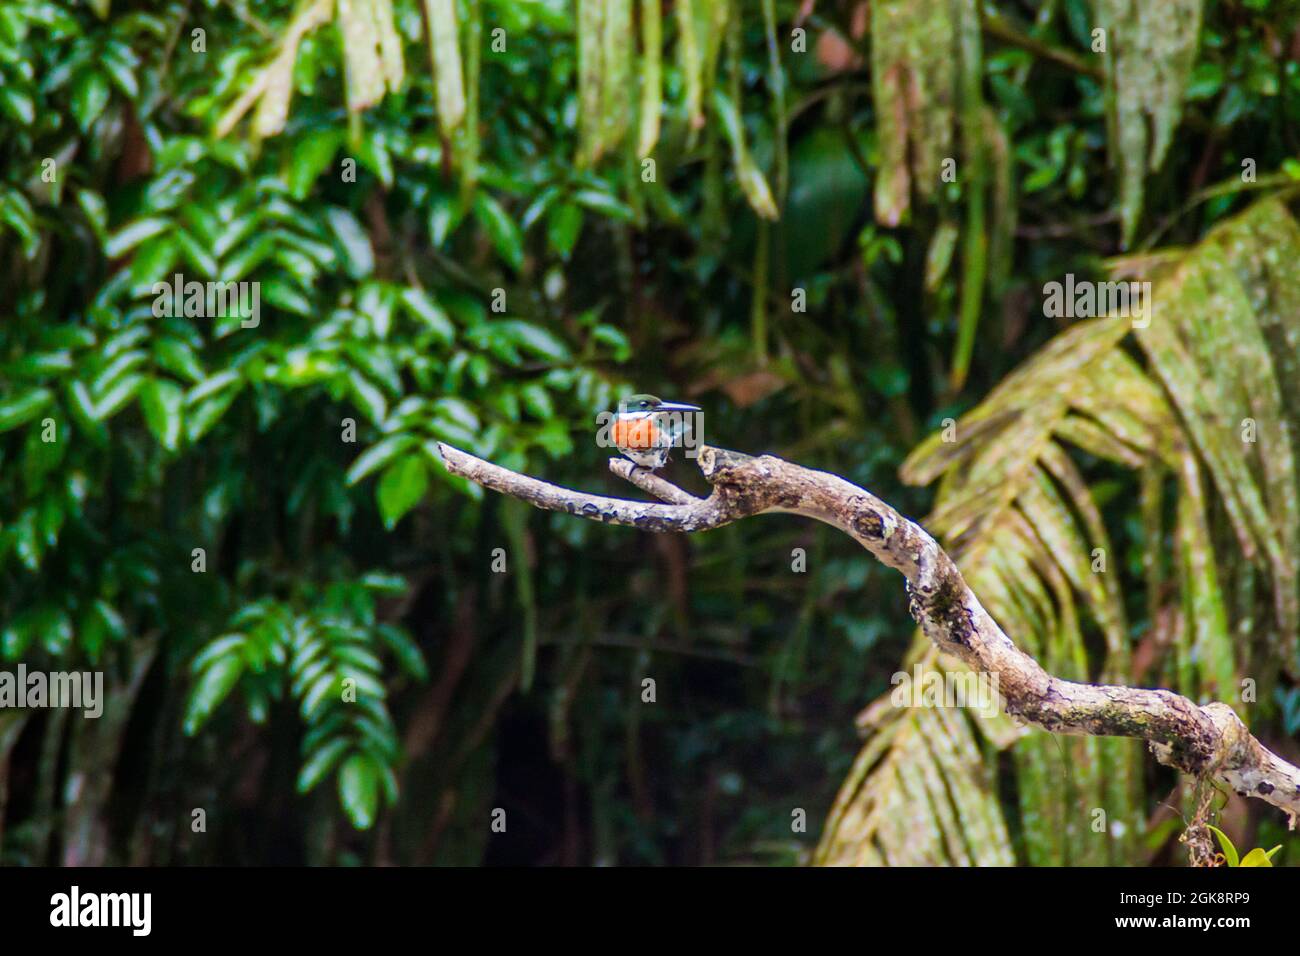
[1,0,1299,866]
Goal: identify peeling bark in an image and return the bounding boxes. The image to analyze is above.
[437,442,1300,828]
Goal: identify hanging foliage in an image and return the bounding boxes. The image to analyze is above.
[636,0,662,158]
[1094,0,1204,247]
[216,0,462,140]
[216,0,337,138]
[871,0,962,227]
[868,0,991,389]
[424,0,467,138]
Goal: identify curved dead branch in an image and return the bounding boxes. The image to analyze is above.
[436,441,1300,828]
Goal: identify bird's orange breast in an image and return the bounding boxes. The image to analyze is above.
[611,418,658,449]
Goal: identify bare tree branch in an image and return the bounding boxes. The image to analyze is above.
[436,441,1300,827]
[607,458,703,504]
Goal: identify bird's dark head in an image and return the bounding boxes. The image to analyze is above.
[616,394,700,418]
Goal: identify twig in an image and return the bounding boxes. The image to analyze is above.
[436,442,1300,828]
[982,10,1105,80]
[608,458,703,504]
[1137,175,1300,252]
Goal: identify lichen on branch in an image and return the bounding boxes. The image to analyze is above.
[436,441,1300,829]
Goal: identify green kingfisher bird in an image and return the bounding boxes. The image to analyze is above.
[609,394,701,470]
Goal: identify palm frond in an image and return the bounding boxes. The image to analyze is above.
[819,196,1300,866]
[815,650,1014,866]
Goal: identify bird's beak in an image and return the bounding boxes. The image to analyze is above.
[657,401,701,412]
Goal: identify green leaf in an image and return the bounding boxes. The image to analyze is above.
[154,337,206,384]
[70,69,111,132]
[357,282,396,339]
[711,90,779,220]
[183,657,245,735]
[432,397,480,432]
[22,418,66,492]
[0,88,35,126]
[361,571,409,594]
[0,388,53,432]
[80,600,122,664]
[186,370,242,406]
[221,235,276,280]
[288,128,344,200]
[139,378,184,451]
[129,236,179,288]
[1238,845,1281,867]
[1,605,37,657]
[11,351,74,378]
[40,608,74,656]
[100,44,139,98]
[473,194,524,271]
[297,737,351,794]
[325,207,374,279]
[356,130,394,188]
[500,320,570,361]
[377,623,427,680]
[338,752,380,830]
[571,189,635,222]
[105,217,171,258]
[185,386,242,442]
[300,670,339,719]
[400,288,455,345]
[91,348,148,394]
[519,383,554,420]
[546,202,583,259]
[11,510,42,571]
[591,324,630,361]
[65,380,107,442]
[348,370,388,425]
[261,278,314,316]
[347,434,418,485]
[428,192,464,246]
[376,454,429,529]
[94,372,144,419]
[76,189,108,241]
[534,419,574,458]
[520,186,561,231]
[190,634,249,674]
